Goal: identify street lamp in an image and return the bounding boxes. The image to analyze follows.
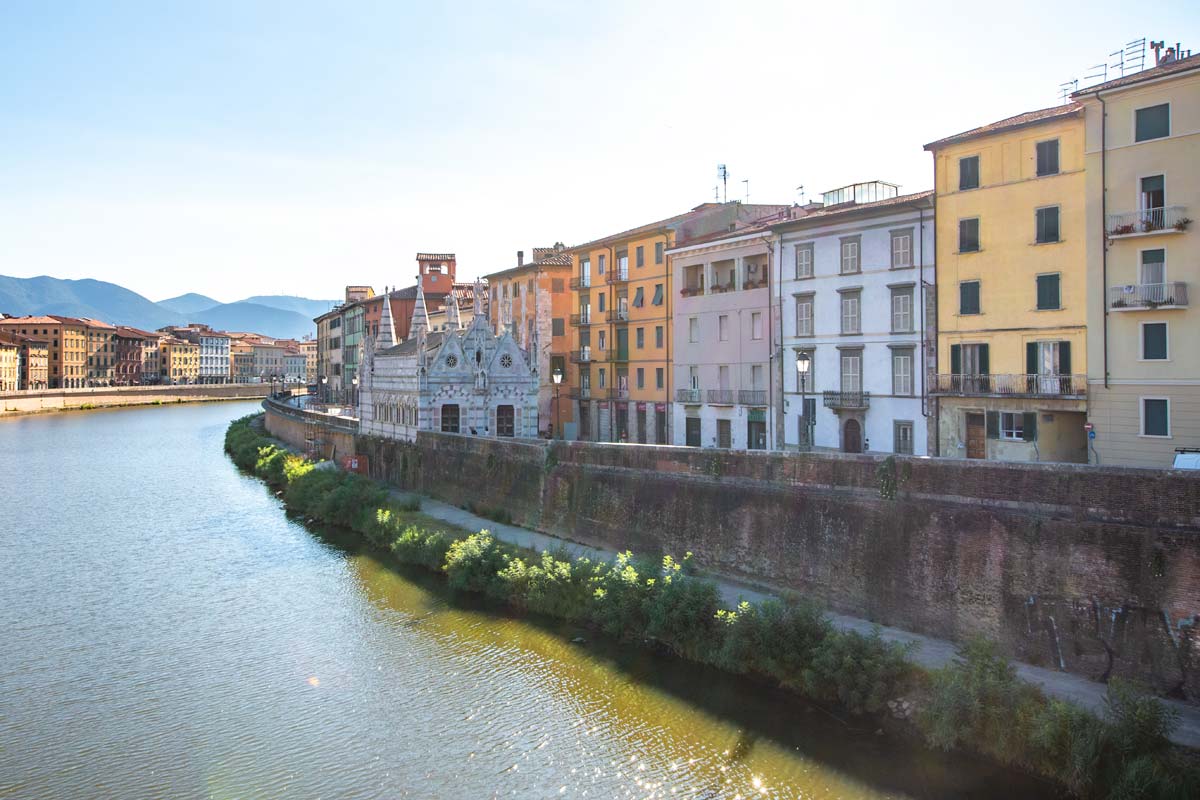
[551,367,563,439]
[352,375,359,410]
[796,351,812,451]
[319,375,328,405]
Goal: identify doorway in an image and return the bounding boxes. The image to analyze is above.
[842,418,862,453]
[966,413,986,459]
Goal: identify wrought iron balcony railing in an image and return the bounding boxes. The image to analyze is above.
[1106,206,1190,238]
[675,388,701,403]
[570,313,593,326]
[1108,282,1188,310]
[823,390,870,409]
[707,389,736,405]
[568,386,592,400]
[931,373,1087,398]
[569,348,593,363]
[738,389,767,405]
[569,276,592,290]
[606,270,630,284]
[607,386,630,399]
[606,308,630,323]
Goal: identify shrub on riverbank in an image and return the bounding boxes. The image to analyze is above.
[225,414,1198,798]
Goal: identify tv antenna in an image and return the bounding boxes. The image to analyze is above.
[796,184,806,204]
[714,185,720,201]
[742,179,749,203]
[1059,79,1079,104]
[717,164,728,203]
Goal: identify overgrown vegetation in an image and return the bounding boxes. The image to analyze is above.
[226,413,1199,798]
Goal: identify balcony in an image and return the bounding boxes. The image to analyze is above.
[606,349,630,363]
[570,313,593,326]
[606,270,630,285]
[738,389,767,406]
[931,373,1086,398]
[569,386,593,400]
[1106,206,1191,239]
[709,281,738,294]
[680,285,704,298]
[707,389,736,405]
[742,278,769,291]
[606,308,630,323]
[675,388,701,403]
[1108,282,1188,311]
[569,348,593,363]
[823,390,870,410]
[569,276,593,290]
[607,386,630,400]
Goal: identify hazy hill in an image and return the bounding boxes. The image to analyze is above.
[239,295,339,319]
[0,275,181,330]
[158,292,221,315]
[188,302,314,340]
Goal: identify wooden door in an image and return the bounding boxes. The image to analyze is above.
[842,419,862,453]
[966,413,986,459]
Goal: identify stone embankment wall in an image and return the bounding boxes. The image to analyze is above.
[262,397,357,462]
[263,402,1200,701]
[0,383,271,415]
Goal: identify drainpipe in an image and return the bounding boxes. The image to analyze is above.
[775,231,785,449]
[607,244,616,442]
[661,231,672,445]
[1099,92,1109,389]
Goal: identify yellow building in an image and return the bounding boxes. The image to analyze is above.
[159,337,199,384]
[1075,53,1200,467]
[81,318,116,386]
[567,202,788,442]
[0,340,18,392]
[926,104,1089,463]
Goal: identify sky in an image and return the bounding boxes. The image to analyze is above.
[1,0,1197,303]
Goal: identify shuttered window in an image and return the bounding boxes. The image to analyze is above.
[1142,323,1168,360]
[959,280,981,314]
[1036,206,1060,243]
[1036,274,1061,310]
[1135,104,1170,142]
[1036,140,1059,176]
[959,156,980,190]
[959,218,980,252]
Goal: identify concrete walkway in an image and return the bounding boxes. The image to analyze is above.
[396,490,1200,748]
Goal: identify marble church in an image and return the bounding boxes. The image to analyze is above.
[358,279,540,441]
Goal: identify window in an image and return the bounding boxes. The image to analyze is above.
[1142,322,1168,360]
[717,419,732,449]
[951,342,989,376]
[636,246,644,268]
[1141,175,1165,212]
[891,229,913,268]
[655,242,664,264]
[652,284,663,305]
[655,326,663,348]
[689,317,699,343]
[718,315,729,341]
[840,351,862,393]
[636,327,644,349]
[751,364,763,389]
[440,404,460,433]
[1135,104,1170,142]
[840,236,861,274]
[840,291,861,334]
[1142,398,1170,437]
[552,278,565,293]
[718,365,730,389]
[496,405,515,437]
[894,421,914,455]
[1036,139,1060,176]
[598,294,606,312]
[892,349,913,395]
[617,251,628,274]
[633,286,644,307]
[598,330,606,350]
[1036,206,1060,243]
[959,218,980,252]
[1141,249,1165,285]
[598,367,606,388]
[636,368,644,388]
[751,312,763,340]
[1036,274,1061,310]
[959,155,980,190]
[795,243,814,278]
[580,258,590,280]
[959,280,981,315]
[689,365,699,389]
[795,294,814,336]
[598,254,606,275]
[891,286,913,332]
[1000,412,1024,441]
[656,367,663,389]
[552,318,565,336]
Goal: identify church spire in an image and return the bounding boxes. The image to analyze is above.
[473,277,484,319]
[411,277,429,338]
[376,286,396,350]
[448,288,464,330]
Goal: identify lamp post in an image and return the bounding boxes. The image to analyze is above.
[796,352,812,451]
[551,367,563,439]
[319,375,328,406]
[352,375,359,411]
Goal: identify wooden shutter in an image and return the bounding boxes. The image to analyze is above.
[950,344,961,375]
[978,344,989,375]
[986,411,1000,438]
[1022,412,1038,442]
[1059,341,1071,375]
[1026,342,1038,375]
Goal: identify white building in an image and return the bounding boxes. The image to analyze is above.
[776,183,936,455]
[359,281,540,441]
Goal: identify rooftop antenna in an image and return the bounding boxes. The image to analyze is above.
[1124,38,1147,72]
[717,164,728,203]
[742,179,749,203]
[796,184,806,204]
[714,185,720,201]
[1059,79,1078,104]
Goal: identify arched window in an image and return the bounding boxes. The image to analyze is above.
[441,404,460,433]
[496,405,515,437]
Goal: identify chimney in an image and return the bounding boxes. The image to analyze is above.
[517,250,524,267]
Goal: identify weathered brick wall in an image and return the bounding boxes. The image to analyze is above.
[342,428,1200,701]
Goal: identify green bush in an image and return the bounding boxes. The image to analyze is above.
[390,526,452,571]
[643,557,723,661]
[803,628,913,715]
[589,551,653,639]
[497,550,597,621]
[443,532,510,595]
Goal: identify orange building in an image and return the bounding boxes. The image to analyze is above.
[0,315,88,388]
[484,245,574,436]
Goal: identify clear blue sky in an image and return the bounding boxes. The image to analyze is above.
[1,0,1196,302]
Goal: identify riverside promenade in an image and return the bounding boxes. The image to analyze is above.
[0,383,276,416]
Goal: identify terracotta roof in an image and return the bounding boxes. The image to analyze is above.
[416,253,455,261]
[1073,52,1200,96]
[77,317,117,330]
[47,315,89,326]
[114,326,158,339]
[924,103,1082,151]
[0,315,64,325]
[771,190,934,229]
[0,330,42,346]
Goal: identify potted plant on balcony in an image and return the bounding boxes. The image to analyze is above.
[1110,223,1136,236]
[1174,217,1193,232]
[1142,217,1163,233]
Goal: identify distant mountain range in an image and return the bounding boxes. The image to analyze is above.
[0,275,336,341]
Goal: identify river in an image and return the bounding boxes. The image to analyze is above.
[0,401,1060,799]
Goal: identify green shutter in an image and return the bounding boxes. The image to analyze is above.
[986,411,999,438]
[978,344,989,375]
[1026,342,1038,375]
[1059,341,1071,375]
[950,344,961,375]
[1023,412,1038,442]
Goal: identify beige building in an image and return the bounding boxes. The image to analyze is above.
[159,337,199,384]
[0,340,18,391]
[1075,52,1200,467]
[300,339,318,383]
[0,316,88,388]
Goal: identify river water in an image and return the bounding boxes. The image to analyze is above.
[0,401,1060,799]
